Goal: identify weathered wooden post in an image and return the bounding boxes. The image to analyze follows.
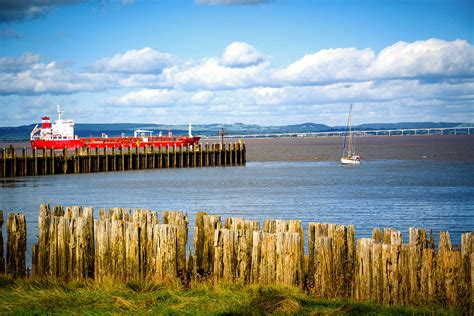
[120,146,125,171]
[198,143,203,167]
[186,145,190,167]
[180,145,184,168]
[204,143,209,166]
[62,148,67,174]
[193,143,197,167]
[73,147,79,173]
[6,213,26,278]
[51,148,55,175]
[128,146,133,170]
[11,146,17,177]
[163,210,189,276]
[33,147,37,176]
[104,146,109,172]
[166,145,170,168]
[112,147,117,171]
[23,148,27,176]
[158,145,163,169]
[0,210,4,274]
[144,146,148,169]
[151,146,156,169]
[194,212,221,275]
[172,145,177,168]
[215,144,220,166]
[2,148,6,177]
[242,142,246,165]
[42,147,48,175]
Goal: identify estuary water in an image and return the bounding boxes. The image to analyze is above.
[1,160,473,259]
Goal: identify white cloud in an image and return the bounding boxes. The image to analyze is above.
[222,42,267,67]
[94,47,175,74]
[369,38,474,79]
[111,89,179,107]
[191,91,214,104]
[2,38,474,125]
[280,48,375,84]
[0,53,41,72]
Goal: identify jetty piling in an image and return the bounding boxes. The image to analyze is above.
[0,211,4,274]
[0,142,246,178]
[0,204,472,312]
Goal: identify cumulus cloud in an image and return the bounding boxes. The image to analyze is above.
[369,38,474,79]
[0,0,81,23]
[111,89,180,107]
[280,48,375,84]
[222,42,267,67]
[94,47,175,74]
[191,91,214,104]
[0,53,41,72]
[2,38,473,125]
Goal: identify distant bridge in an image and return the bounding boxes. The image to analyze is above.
[203,127,472,139]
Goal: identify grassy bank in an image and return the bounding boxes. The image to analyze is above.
[0,277,455,315]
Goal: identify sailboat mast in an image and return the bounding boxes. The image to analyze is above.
[341,104,352,157]
[347,104,353,156]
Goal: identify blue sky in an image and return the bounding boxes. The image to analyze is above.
[0,0,473,126]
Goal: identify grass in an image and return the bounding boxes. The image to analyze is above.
[0,276,455,315]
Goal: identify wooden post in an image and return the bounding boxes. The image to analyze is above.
[51,148,55,175]
[6,213,26,278]
[180,145,184,168]
[162,210,189,276]
[42,147,48,175]
[112,147,117,171]
[12,147,17,177]
[85,147,89,172]
[74,148,79,173]
[128,146,133,170]
[105,146,109,171]
[23,148,27,176]
[158,146,163,169]
[186,145,190,167]
[136,146,140,170]
[62,148,67,174]
[205,143,209,167]
[33,147,37,176]
[151,146,156,169]
[198,143,203,167]
[166,145,170,168]
[144,146,148,169]
[121,147,125,171]
[194,212,221,275]
[171,145,175,168]
[2,148,6,177]
[0,211,4,274]
[242,142,246,165]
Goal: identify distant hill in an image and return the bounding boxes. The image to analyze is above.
[0,121,465,141]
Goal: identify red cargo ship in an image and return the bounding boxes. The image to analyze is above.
[30,107,200,149]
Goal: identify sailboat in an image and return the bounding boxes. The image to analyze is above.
[341,104,361,165]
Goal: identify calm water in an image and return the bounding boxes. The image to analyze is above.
[1,160,473,261]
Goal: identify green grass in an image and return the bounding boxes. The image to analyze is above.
[0,276,455,315]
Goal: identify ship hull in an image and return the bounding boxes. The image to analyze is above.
[31,136,201,149]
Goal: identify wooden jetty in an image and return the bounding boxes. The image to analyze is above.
[0,142,246,178]
[0,205,472,312]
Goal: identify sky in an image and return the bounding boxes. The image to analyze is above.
[0,0,473,126]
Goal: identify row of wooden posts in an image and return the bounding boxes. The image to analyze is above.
[0,142,246,178]
[0,206,472,312]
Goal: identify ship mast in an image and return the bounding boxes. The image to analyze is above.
[57,105,63,121]
[347,104,353,157]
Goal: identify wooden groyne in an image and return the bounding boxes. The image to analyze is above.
[0,205,472,312]
[0,142,246,178]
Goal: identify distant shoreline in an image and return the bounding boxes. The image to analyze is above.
[2,134,474,162]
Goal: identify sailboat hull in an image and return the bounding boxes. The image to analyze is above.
[341,157,360,165]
